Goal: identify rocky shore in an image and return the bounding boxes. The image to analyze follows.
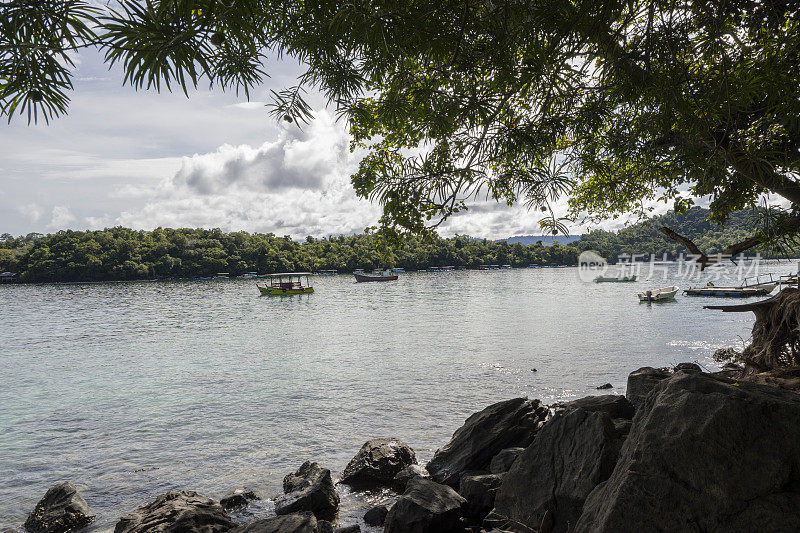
[21,364,800,532]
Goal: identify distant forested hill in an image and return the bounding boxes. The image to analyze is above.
[0,208,793,283]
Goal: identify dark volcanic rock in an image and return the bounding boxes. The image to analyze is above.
[24,482,95,533]
[220,489,259,511]
[575,372,800,532]
[488,448,524,475]
[595,383,613,390]
[275,462,339,521]
[363,505,388,526]
[556,395,634,420]
[384,478,466,533]
[458,474,504,521]
[625,366,670,409]
[391,465,430,493]
[229,512,317,533]
[340,439,416,488]
[426,398,548,486]
[114,490,234,533]
[489,407,625,533]
[674,362,702,373]
[334,527,359,533]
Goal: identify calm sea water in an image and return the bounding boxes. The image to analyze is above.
[1,262,797,531]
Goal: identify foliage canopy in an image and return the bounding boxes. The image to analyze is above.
[2,0,799,245]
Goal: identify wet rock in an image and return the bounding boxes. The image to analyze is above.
[275,462,339,521]
[340,438,416,488]
[426,398,548,486]
[490,408,625,533]
[24,482,95,533]
[384,478,466,533]
[220,489,259,511]
[391,465,430,493]
[488,448,524,475]
[230,512,317,533]
[334,527,359,533]
[625,366,670,409]
[114,490,233,533]
[575,372,800,532]
[555,395,634,420]
[596,383,613,390]
[316,522,333,533]
[674,362,702,373]
[363,505,388,526]
[458,474,504,521]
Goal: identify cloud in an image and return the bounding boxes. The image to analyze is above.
[47,206,76,229]
[17,203,43,223]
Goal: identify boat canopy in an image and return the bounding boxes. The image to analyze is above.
[266,272,313,277]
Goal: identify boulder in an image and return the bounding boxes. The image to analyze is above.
[363,505,388,526]
[334,527,360,533]
[575,372,800,532]
[555,395,634,420]
[674,362,702,373]
[24,482,95,533]
[275,462,339,521]
[489,408,625,533]
[488,448,524,474]
[229,512,317,533]
[458,474,504,521]
[595,383,613,390]
[114,490,234,533]
[340,439,416,488]
[220,489,259,511]
[426,398,548,486]
[391,465,430,493]
[384,478,466,533]
[625,366,670,409]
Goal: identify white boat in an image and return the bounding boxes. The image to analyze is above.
[639,286,679,302]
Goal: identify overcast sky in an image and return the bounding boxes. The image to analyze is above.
[0,49,640,239]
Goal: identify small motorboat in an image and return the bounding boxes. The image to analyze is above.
[595,275,637,283]
[354,270,398,282]
[638,286,679,302]
[257,273,314,295]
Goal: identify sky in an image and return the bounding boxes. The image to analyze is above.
[0,49,645,240]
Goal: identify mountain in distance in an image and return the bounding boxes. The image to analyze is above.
[503,234,584,246]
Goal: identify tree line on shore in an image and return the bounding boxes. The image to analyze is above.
[0,208,794,283]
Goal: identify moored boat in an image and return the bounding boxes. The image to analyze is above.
[638,286,679,302]
[257,273,314,295]
[354,270,398,282]
[595,275,637,282]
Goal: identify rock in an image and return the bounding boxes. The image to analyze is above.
[220,489,259,511]
[363,505,388,526]
[115,490,234,533]
[334,527,359,533]
[317,522,333,533]
[384,478,466,533]
[340,439,416,488]
[575,372,800,532]
[391,465,430,492]
[275,462,339,521]
[458,474,504,521]
[426,398,548,486]
[24,482,95,533]
[488,448,524,474]
[625,366,670,409]
[229,512,317,533]
[674,362,702,373]
[555,395,634,420]
[489,407,625,533]
[596,383,613,389]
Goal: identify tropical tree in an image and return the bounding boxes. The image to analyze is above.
[2,0,799,251]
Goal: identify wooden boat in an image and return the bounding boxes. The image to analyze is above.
[595,275,637,283]
[257,273,314,295]
[638,286,679,302]
[354,270,398,282]
[683,284,771,297]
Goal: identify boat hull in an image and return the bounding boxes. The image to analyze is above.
[257,285,314,296]
[683,287,769,297]
[354,273,398,282]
